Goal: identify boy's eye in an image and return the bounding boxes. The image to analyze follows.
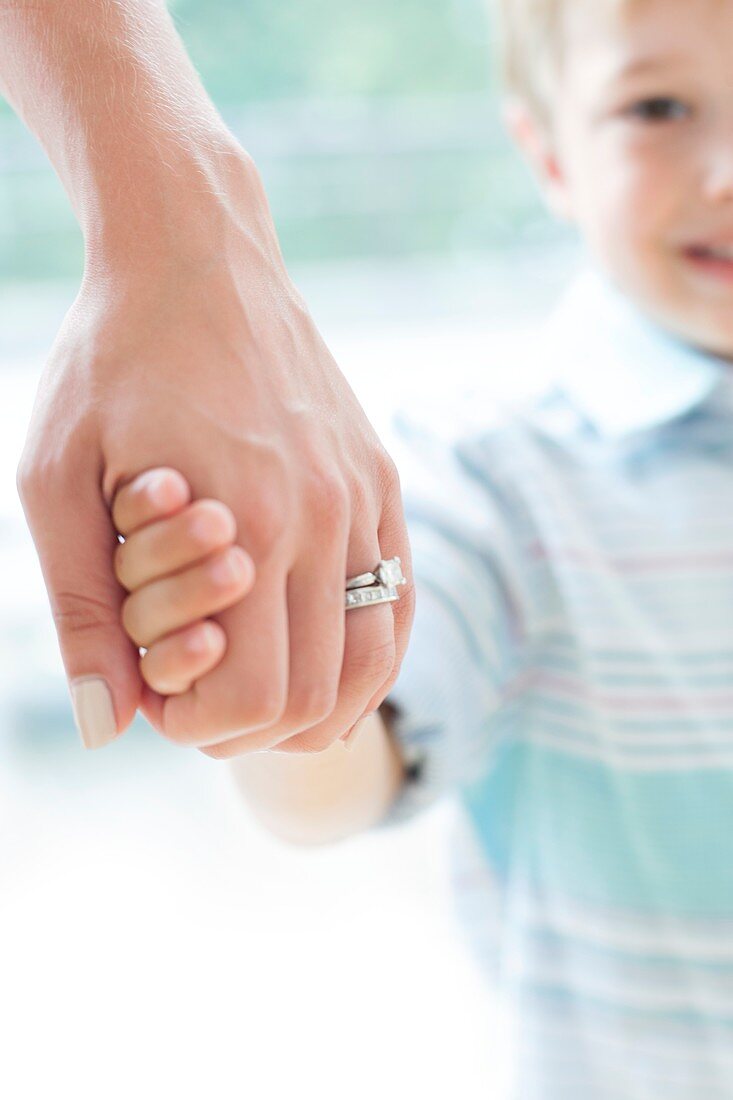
[626,96,689,122]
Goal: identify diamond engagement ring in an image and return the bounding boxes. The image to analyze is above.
[344,557,407,610]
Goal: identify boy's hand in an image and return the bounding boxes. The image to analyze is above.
[112,470,254,699]
[112,466,385,754]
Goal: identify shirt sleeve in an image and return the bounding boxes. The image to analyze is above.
[372,400,528,830]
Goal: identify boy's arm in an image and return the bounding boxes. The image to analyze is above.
[228,702,407,847]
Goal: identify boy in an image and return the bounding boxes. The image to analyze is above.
[108,0,733,1095]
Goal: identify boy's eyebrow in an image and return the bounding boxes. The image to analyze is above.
[614,53,689,81]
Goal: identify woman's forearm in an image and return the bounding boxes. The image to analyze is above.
[0,0,258,266]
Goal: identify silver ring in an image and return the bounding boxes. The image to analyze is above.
[345,571,379,591]
[345,557,407,610]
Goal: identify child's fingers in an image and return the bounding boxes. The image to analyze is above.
[140,619,227,695]
[112,467,192,536]
[121,544,254,648]
[114,498,238,592]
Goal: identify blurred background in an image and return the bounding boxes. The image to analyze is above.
[0,1,580,1096]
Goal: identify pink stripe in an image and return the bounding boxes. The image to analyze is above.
[535,669,733,714]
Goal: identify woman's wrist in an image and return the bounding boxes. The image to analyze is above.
[0,0,272,273]
[81,135,272,277]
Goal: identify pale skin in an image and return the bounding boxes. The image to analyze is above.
[110,465,388,746]
[2,0,415,759]
[508,0,733,360]
[111,466,408,843]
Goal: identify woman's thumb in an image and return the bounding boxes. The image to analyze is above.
[16,464,142,750]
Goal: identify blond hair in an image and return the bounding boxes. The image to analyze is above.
[492,0,634,126]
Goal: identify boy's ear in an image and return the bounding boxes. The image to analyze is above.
[501,97,575,223]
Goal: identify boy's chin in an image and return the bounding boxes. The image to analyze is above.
[628,286,733,363]
[662,312,733,363]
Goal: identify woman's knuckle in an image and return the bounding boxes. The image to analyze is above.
[289,683,338,727]
[51,589,120,637]
[16,451,52,503]
[15,459,33,497]
[247,492,289,555]
[306,470,348,522]
[378,452,402,497]
[248,690,287,729]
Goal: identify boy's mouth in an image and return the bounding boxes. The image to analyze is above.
[682,244,733,281]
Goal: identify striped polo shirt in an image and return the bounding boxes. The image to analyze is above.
[377,265,733,1099]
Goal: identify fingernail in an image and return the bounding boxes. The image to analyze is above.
[187,621,221,655]
[144,470,174,508]
[342,711,376,752]
[70,677,118,750]
[210,547,249,586]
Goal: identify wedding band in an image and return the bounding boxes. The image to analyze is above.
[344,557,407,611]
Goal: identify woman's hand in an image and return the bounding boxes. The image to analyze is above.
[109,468,365,752]
[4,0,414,757]
[16,200,414,756]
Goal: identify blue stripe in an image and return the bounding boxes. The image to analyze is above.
[517,982,733,1028]
[515,923,733,970]
[461,741,733,911]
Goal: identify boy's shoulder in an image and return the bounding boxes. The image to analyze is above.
[385,328,551,452]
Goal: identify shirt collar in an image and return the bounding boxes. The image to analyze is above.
[542,263,733,440]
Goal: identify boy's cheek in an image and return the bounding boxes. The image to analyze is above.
[577,167,669,261]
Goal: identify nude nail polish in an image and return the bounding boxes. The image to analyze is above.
[70,677,118,750]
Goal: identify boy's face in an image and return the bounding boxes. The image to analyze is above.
[517,0,733,359]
